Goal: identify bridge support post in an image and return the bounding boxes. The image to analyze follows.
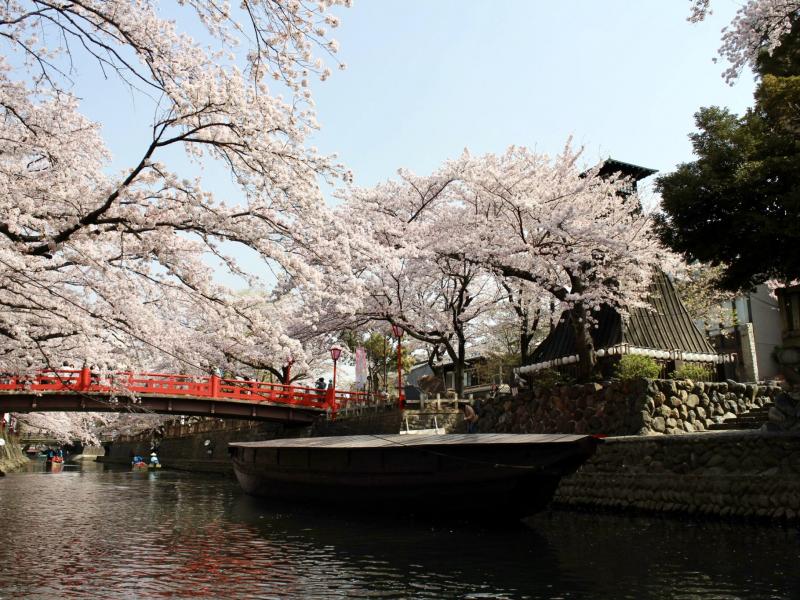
[210,373,221,398]
[326,388,337,418]
[78,366,91,390]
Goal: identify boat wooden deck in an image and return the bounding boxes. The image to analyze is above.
[230,433,592,449]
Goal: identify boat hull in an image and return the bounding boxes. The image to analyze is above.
[230,434,599,519]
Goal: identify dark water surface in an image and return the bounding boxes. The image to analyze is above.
[0,460,798,599]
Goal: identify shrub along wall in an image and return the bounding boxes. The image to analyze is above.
[475,378,782,436]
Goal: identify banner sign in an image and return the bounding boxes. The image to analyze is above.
[355,347,368,389]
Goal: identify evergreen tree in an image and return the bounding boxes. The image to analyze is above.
[655,20,800,291]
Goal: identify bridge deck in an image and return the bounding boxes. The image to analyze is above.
[0,368,392,423]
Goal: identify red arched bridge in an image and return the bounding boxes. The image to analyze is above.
[0,368,393,425]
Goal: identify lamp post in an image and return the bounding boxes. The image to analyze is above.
[390,324,404,409]
[330,346,342,391]
[329,346,342,414]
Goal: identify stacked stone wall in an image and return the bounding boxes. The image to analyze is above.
[0,429,27,474]
[768,390,800,431]
[476,379,782,436]
[553,431,800,521]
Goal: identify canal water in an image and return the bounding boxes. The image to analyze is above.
[0,460,798,599]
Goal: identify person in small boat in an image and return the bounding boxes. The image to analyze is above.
[132,454,144,465]
[149,452,160,467]
[462,403,478,433]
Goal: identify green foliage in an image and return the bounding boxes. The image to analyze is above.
[472,352,520,386]
[670,364,713,382]
[655,19,800,291]
[532,368,566,389]
[615,355,661,381]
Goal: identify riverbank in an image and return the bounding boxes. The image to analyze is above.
[95,397,800,524]
[554,430,800,522]
[0,429,27,475]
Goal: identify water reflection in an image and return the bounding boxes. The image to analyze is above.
[0,461,798,599]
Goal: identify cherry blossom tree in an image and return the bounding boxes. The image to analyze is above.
[689,0,800,81]
[0,0,357,441]
[446,144,668,379]
[342,143,669,381]
[341,169,505,396]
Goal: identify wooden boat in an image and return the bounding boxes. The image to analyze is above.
[132,462,148,471]
[229,433,600,519]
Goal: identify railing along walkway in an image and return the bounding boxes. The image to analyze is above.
[0,368,397,419]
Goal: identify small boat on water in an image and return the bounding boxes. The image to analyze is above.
[229,433,600,520]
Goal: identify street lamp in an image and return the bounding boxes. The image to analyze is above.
[390,324,404,409]
[329,346,342,392]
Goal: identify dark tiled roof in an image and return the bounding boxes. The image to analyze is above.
[596,158,657,182]
[528,270,714,364]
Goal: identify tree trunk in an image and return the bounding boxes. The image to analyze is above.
[570,302,597,381]
[453,338,466,398]
[453,361,464,398]
[519,311,531,365]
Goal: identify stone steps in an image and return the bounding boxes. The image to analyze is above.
[708,406,772,431]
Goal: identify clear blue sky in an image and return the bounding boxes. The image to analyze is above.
[308,0,754,192]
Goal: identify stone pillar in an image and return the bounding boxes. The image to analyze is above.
[738,322,759,382]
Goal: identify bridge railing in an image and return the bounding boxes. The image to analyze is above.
[217,378,330,409]
[0,368,397,417]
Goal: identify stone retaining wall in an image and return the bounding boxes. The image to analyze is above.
[768,390,800,431]
[553,431,800,521]
[476,379,782,436]
[0,429,27,474]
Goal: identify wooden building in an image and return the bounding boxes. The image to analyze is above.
[518,159,731,381]
[519,270,731,380]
